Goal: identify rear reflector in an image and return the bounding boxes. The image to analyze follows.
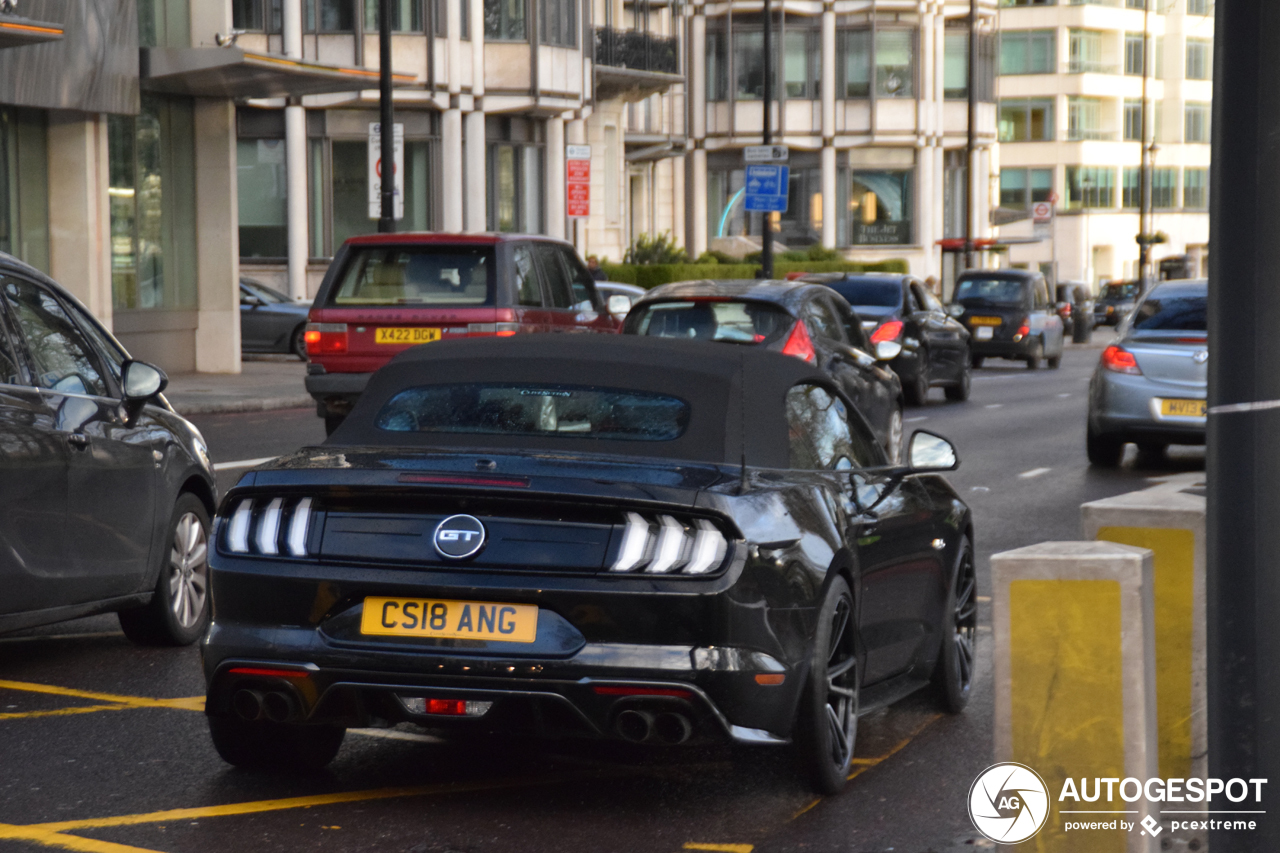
[755,674,786,686]
[398,696,493,717]
[305,323,348,355]
[591,686,693,699]
[467,323,520,337]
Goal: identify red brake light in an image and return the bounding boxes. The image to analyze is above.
[591,686,693,699]
[1017,324,1030,338]
[781,321,817,364]
[1102,345,1142,375]
[870,320,904,344]
[305,323,348,355]
[226,667,309,679]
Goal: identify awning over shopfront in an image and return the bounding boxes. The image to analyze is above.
[140,47,417,99]
[0,14,64,49]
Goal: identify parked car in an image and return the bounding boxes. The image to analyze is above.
[802,272,971,405]
[594,281,647,321]
[0,252,217,644]
[1086,279,1207,467]
[304,234,618,434]
[623,280,906,462]
[1054,282,1094,339]
[950,269,1065,369]
[240,277,311,359]
[1093,280,1144,327]
[202,335,975,793]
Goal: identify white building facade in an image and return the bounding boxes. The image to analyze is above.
[684,0,999,279]
[994,0,1213,286]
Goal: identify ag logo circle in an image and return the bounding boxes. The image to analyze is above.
[968,762,1050,844]
[433,514,486,559]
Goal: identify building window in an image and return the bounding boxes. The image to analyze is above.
[1067,97,1108,140]
[108,97,197,312]
[1184,168,1208,208]
[1068,29,1106,74]
[232,0,282,32]
[304,0,356,31]
[875,31,915,98]
[1124,33,1146,76]
[945,32,969,97]
[784,28,822,99]
[484,0,526,40]
[735,30,765,99]
[999,168,1053,210]
[539,0,575,47]
[237,138,288,258]
[999,99,1054,142]
[1185,102,1210,142]
[488,132,544,233]
[849,170,912,245]
[364,0,425,32]
[1185,38,1211,80]
[706,31,727,100]
[1066,166,1114,209]
[1124,100,1143,141]
[1122,167,1140,208]
[1000,29,1055,75]
[1187,0,1210,15]
[840,30,871,98]
[1152,167,1177,208]
[0,108,49,272]
[431,0,469,38]
[1000,0,1054,5]
[1126,0,1148,9]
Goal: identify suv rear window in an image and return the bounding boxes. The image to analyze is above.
[626,300,793,344]
[953,278,1026,307]
[330,246,495,306]
[375,383,690,441]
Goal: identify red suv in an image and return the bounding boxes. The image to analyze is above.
[305,233,619,432]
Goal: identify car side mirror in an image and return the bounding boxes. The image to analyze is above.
[121,360,167,425]
[908,430,959,472]
[607,294,633,316]
[874,340,902,362]
[946,304,964,318]
[242,295,264,307]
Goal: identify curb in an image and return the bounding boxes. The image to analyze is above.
[170,395,315,416]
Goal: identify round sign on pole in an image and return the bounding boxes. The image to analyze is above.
[1032,202,1052,219]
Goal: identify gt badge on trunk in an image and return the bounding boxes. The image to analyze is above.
[433,514,486,559]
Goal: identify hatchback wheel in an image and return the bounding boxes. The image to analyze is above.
[933,540,976,713]
[118,493,211,646]
[209,716,345,772]
[1025,338,1043,370]
[905,355,930,406]
[291,324,308,360]
[795,576,858,795]
[1086,422,1125,467]
[944,357,971,402]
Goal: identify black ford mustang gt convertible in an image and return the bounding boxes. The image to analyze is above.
[202,335,976,793]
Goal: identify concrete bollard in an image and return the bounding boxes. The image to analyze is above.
[1081,475,1206,850]
[992,541,1159,853]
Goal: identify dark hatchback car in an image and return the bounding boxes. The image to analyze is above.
[802,273,971,405]
[305,233,617,433]
[951,269,1065,369]
[1093,280,1144,328]
[0,253,217,644]
[202,336,975,793]
[623,280,906,462]
[240,277,311,359]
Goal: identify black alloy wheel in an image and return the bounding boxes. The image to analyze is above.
[118,493,211,646]
[933,539,976,713]
[209,716,346,772]
[944,355,971,402]
[796,575,859,794]
[1025,337,1043,370]
[291,324,308,360]
[905,353,930,406]
[1086,421,1125,467]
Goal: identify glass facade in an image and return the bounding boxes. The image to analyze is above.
[1184,168,1208,208]
[488,143,543,233]
[1000,29,1055,76]
[850,170,912,245]
[1066,166,1114,209]
[706,157,824,247]
[364,0,424,32]
[108,97,197,312]
[237,138,288,258]
[1000,168,1053,209]
[999,99,1054,141]
[1185,102,1210,143]
[0,108,49,272]
[484,0,526,40]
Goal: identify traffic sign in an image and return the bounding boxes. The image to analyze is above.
[1032,201,1054,224]
[743,164,790,212]
[744,145,789,162]
[566,145,591,218]
[367,122,404,220]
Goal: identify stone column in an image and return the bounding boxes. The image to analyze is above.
[441,109,464,231]
[283,0,308,300]
[464,0,486,232]
[192,99,241,374]
[546,116,566,239]
[46,112,112,325]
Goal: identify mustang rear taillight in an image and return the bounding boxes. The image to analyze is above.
[870,320,904,344]
[1102,344,1142,375]
[305,323,348,354]
[780,321,817,364]
[225,497,314,557]
[609,513,729,575]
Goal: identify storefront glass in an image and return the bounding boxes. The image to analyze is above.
[238,138,289,258]
[0,108,50,271]
[849,170,913,245]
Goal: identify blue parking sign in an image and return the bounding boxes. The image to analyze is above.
[743,164,789,212]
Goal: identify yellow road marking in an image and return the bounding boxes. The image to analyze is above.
[846,713,943,780]
[683,844,754,853]
[790,798,821,819]
[0,823,165,853]
[0,680,203,712]
[0,705,129,721]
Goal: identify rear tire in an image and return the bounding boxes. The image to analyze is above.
[1047,354,1061,369]
[1025,338,1043,370]
[970,354,985,369]
[291,324,308,360]
[118,494,210,646]
[209,716,345,772]
[904,356,930,406]
[1086,422,1125,467]
[944,357,971,402]
[795,576,858,795]
[933,539,976,713]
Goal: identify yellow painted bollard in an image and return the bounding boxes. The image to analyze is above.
[991,541,1158,853]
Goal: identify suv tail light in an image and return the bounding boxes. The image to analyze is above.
[467,322,519,337]
[780,321,817,364]
[1102,344,1142,375]
[225,497,314,557]
[609,513,729,575]
[1013,323,1030,343]
[870,320,904,344]
[304,323,348,355]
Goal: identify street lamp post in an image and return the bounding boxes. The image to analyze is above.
[377,0,396,233]
[1081,175,1094,285]
[760,0,774,279]
[1136,0,1151,282]
[963,0,978,271]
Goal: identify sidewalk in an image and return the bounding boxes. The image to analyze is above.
[164,356,312,416]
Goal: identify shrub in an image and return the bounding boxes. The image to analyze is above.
[623,232,690,265]
[597,258,910,288]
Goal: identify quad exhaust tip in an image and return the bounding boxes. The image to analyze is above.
[615,709,693,744]
[232,688,300,723]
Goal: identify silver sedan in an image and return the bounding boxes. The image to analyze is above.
[1086,279,1207,467]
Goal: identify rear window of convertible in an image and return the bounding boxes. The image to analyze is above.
[374,383,691,441]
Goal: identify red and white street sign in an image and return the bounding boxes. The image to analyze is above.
[1032,201,1054,224]
[566,144,590,218]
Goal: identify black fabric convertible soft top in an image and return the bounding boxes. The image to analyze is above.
[328,335,834,469]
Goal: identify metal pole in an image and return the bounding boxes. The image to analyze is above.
[761,0,774,279]
[963,0,977,271]
[1137,0,1151,283]
[377,0,396,233]
[1208,1,1280,849]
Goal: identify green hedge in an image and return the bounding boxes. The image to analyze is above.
[598,258,909,289]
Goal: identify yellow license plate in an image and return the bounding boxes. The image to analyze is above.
[969,316,1001,326]
[360,597,538,642]
[375,327,442,345]
[1160,399,1207,417]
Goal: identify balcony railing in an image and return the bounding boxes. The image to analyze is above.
[594,27,679,75]
[1066,128,1119,140]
